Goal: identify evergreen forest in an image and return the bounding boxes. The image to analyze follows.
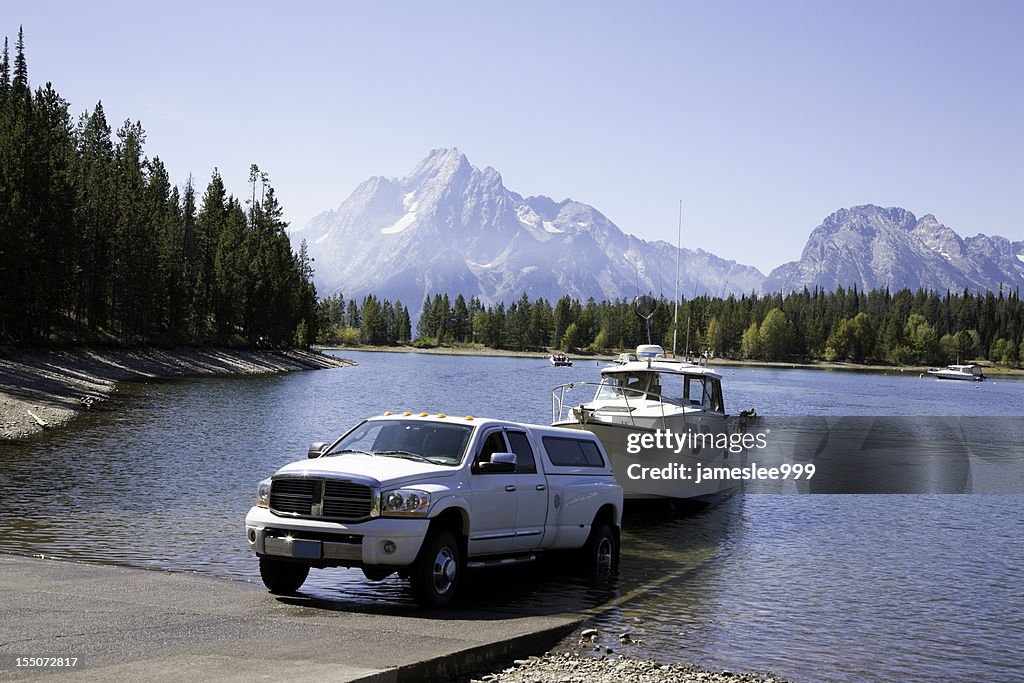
[5,29,1024,369]
[319,286,1024,367]
[0,30,317,347]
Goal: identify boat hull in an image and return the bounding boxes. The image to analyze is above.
[554,417,743,500]
[926,364,984,381]
[928,371,983,381]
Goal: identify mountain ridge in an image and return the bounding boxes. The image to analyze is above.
[294,148,765,308]
[765,204,1024,294]
[293,149,1024,306]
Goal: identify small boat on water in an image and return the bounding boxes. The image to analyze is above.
[549,353,573,367]
[926,364,985,381]
[551,344,750,501]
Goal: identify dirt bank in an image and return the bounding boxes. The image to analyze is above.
[0,347,353,442]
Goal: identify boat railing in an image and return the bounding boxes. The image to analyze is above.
[551,382,688,430]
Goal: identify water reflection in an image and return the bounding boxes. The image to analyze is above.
[1,353,1023,682]
[589,495,1024,683]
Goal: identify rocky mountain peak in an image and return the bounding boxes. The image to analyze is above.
[403,147,470,190]
[293,150,765,308]
[768,205,1024,294]
[294,153,1023,310]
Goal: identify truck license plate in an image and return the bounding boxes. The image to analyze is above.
[291,539,321,559]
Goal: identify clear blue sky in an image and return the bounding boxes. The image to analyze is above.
[7,1,1023,273]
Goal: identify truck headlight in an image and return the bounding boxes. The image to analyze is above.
[257,478,272,507]
[381,488,431,516]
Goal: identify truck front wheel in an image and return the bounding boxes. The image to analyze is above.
[410,530,461,608]
[259,557,310,594]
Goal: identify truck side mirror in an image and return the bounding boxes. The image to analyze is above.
[307,442,327,459]
[478,451,517,473]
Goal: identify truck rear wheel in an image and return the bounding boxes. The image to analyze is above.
[410,530,461,608]
[583,523,618,578]
[259,557,310,594]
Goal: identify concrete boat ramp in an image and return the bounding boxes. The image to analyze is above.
[0,554,582,682]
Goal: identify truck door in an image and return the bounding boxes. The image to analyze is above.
[505,429,550,552]
[467,429,517,556]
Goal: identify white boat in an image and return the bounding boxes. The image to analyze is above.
[549,353,573,367]
[926,364,985,381]
[551,344,748,501]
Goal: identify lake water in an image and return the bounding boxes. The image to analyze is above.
[1,350,1022,682]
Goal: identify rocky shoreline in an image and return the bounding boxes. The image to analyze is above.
[461,625,792,683]
[0,347,353,442]
[467,652,790,683]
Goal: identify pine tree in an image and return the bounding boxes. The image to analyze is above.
[12,27,27,95]
[73,102,116,333]
[30,83,76,337]
[452,294,469,342]
[396,300,411,343]
[173,176,197,335]
[213,198,249,339]
[0,38,9,99]
[295,239,317,346]
[0,30,34,340]
[112,119,152,341]
[192,169,227,340]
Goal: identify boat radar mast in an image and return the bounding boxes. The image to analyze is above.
[633,294,657,345]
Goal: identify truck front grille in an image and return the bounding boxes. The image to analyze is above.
[268,479,317,515]
[323,480,374,518]
[269,477,376,522]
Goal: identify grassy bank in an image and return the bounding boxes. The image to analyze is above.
[0,347,353,442]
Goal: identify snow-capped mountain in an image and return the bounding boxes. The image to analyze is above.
[765,205,1024,294]
[294,148,766,308]
[295,153,1024,307]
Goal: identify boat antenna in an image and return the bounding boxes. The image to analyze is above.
[673,200,682,358]
[685,315,691,360]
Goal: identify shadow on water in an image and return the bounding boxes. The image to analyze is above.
[277,556,620,619]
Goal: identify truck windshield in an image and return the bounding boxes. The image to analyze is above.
[324,420,473,466]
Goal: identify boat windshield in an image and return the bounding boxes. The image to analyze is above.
[596,374,651,401]
[324,419,473,466]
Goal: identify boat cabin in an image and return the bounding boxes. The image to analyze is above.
[592,345,725,414]
[595,366,724,412]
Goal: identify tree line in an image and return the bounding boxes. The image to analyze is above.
[0,29,316,347]
[319,286,1024,367]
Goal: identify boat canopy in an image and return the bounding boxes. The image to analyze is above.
[601,345,723,381]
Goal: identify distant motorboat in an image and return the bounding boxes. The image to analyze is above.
[549,353,573,367]
[926,364,985,381]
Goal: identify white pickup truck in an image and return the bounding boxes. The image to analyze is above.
[245,412,623,607]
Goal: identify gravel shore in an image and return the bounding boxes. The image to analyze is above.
[462,625,792,683]
[467,652,790,683]
[0,347,352,441]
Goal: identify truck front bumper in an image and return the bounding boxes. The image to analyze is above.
[245,506,429,567]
